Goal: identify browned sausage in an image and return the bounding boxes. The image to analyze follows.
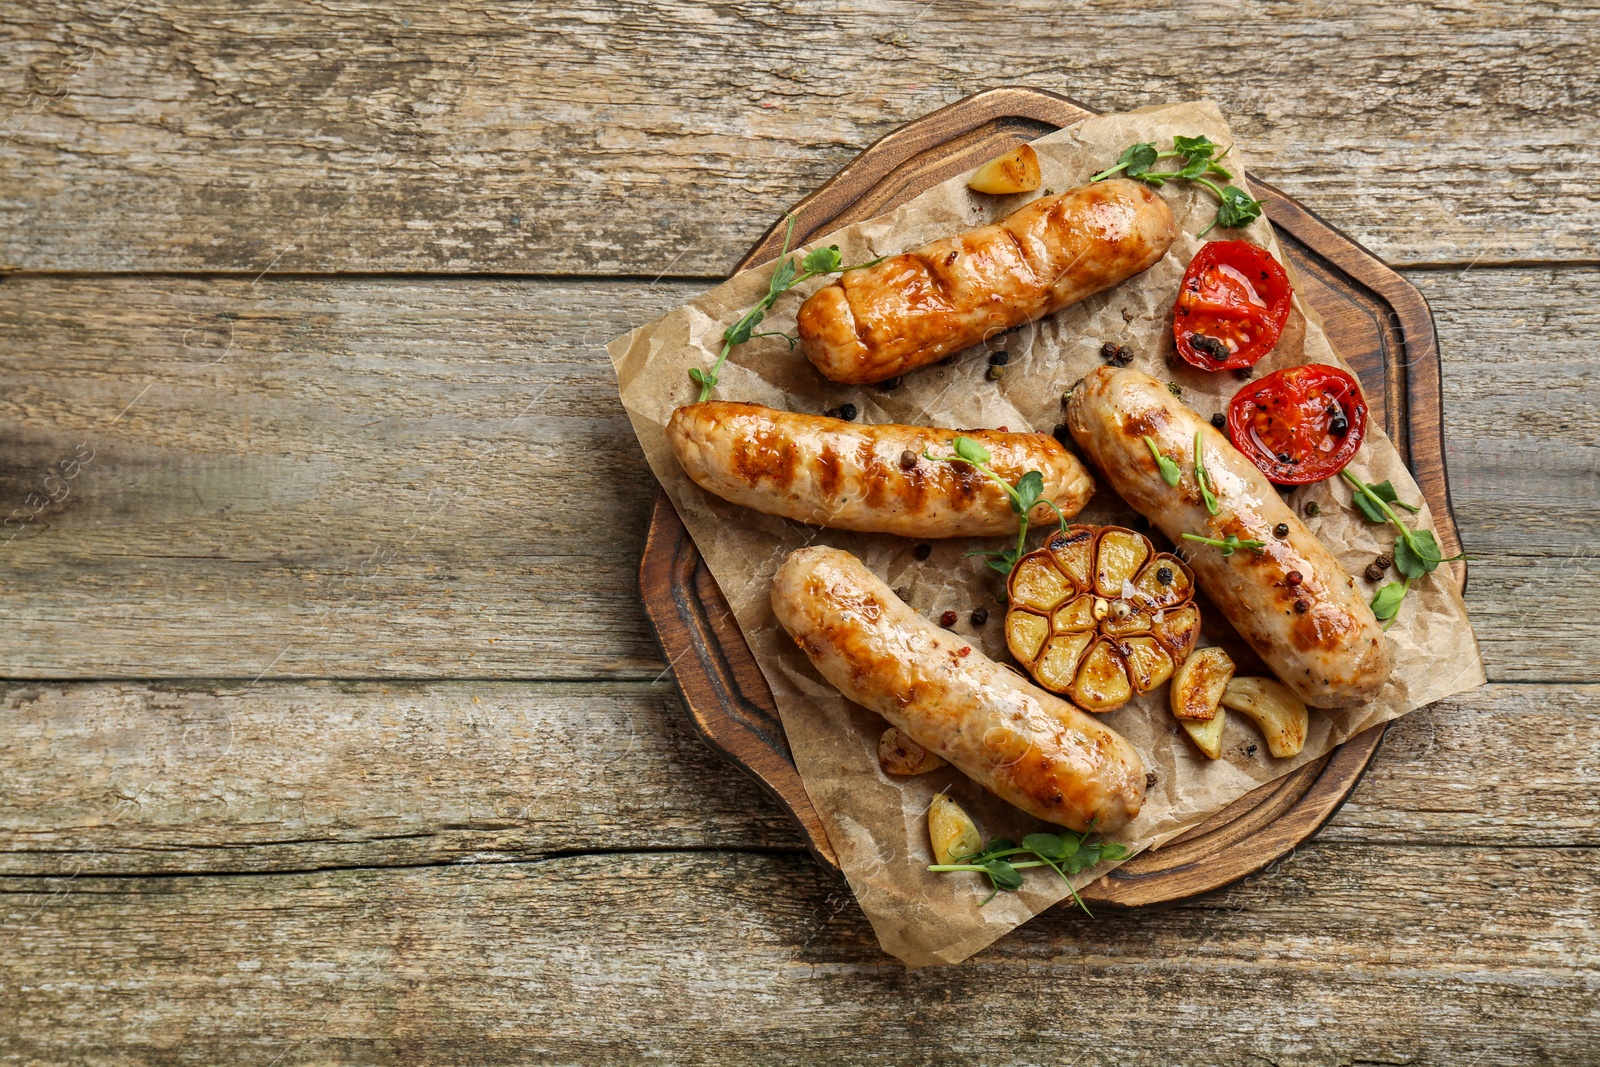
[772,546,1146,833]
[1066,367,1393,708]
[667,401,1093,537]
[796,179,1177,385]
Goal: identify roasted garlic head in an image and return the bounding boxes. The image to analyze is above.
[1005,525,1201,712]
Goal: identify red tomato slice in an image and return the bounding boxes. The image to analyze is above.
[1227,364,1368,484]
[1173,241,1293,371]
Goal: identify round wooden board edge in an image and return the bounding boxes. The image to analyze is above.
[638,85,1457,907]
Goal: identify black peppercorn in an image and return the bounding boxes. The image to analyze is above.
[873,376,902,391]
[1156,566,1174,585]
[939,610,958,627]
[1210,412,1226,429]
[988,351,1010,367]
[970,608,988,626]
[914,543,932,561]
[1235,366,1252,380]
[1294,598,1310,614]
[1304,501,1322,517]
[1274,522,1290,538]
[1101,342,1120,360]
[837,403,857,421]
[899,450,918,469]
[1191,334,1230,362]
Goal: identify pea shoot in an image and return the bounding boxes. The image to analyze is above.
[1143,435,1181,487]
[922,436,1070,577]
[1341,472,1466,627]
[689,215,886,401]
[1193,431,1221,515]
[1182,532,1266,557]
[929,831,1130,913]
[1091,134,1265,236]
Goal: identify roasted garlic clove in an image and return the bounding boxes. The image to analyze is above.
[1005,525,1201,713]
[1222,676,1310,757]
[1181,705,1228,759]
[967,144,1042,195]
[878,726,947,775]
[927,793,982,864]
[1170,647,1235,722]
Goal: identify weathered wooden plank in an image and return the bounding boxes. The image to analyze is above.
[1,1,1594,274]
[0,267,1593,679]
[0,681,1590,876]
[0,845,1593,1065]
[0,679,801,875]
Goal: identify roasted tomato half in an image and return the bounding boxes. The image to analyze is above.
[1173,240,1293,371]
[1005,525,1201,713]
[1227,363,1368,484]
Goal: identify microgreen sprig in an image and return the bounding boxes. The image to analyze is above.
[1143,435,1181,487]
[1193,431,1221,515]
[922,436,1069,577]
[690,215,886,401]
[1341,471,1466,627]
[928,831,1130,914]
[1182,532,1266,557]
[1091,134,1265,236]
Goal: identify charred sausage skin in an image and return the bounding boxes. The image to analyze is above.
[668,402,1093,538]
[772,546,1146,833]
[796,179,1178,385]
[1066,367,1393,709]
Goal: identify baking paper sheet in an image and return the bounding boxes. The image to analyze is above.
[608,100,1485,967]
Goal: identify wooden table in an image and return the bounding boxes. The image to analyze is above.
[1,3,1595,1062]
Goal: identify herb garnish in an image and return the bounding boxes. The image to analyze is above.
[928,831,1130,913]
[1193,431,1221,515]
[922,436,1069,576]
[1182,532,1266,557]
[690,215,886,401]
[1143,435,1181,487]
[1090,134,1265,236]
[1341,471,1465,626]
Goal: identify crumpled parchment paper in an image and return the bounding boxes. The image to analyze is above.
[608,100,1485,967]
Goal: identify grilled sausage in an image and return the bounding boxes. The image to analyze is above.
[667,401,1093,538]
[1066,367,1393,708]
[796,179,1177,385]
[772,546,1146,832]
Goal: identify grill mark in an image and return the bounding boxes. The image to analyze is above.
[1002,225,1039,286]
[815,442,844,502]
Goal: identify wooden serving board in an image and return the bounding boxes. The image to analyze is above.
[638,87,1466,907]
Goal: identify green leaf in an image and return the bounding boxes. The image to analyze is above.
[768,256,798,298]
[1215,185,1265,229]
[1351,485,1389,523]
[952,436,992,466]
[984,838,1018,857]
[687,367,708,384]
[1175,154,1212,180]
[1144,436,1181,487]
[1205,161,1234,181]
[1022,833,1071,862]
[723,307,765,347]
[983,859,1024,893]
[1370,581,1407,621]
[1101,843,1130,862]
[1013,470,1044,515]
[1395,529,1444,579]
[800,245,843,275]
[1172,134,1217,158]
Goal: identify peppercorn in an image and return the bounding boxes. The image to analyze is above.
[1294,598,1310,614]
[988,351,1010,367]
[873,376,902,391]
[1100,342,1120,360]
[1156,566,1174,585]
[940,610,958,627]
[1329,404,1349,436]
[1167,382,1183,397]
[1117,345,1135,365]
[1375,553,1392,569]
[1365,561,1386,581]
[970,608,988,626]
[1191,334,1230,362]
[1052,423,1071,447]
[1274,522,1290,538]
[1304,501,1322,517]
[1286,570,1304,587]
[1210,412,1226,429]
[838,403,857,421]
[1145,771,1158,789]
[1235,366,1253,380]
[914,543,932,561]
[894,586,912,603]
[899,449,918,470]
[986,364,1006,381]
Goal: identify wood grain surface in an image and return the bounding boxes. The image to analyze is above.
[1,0,1597,1061]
